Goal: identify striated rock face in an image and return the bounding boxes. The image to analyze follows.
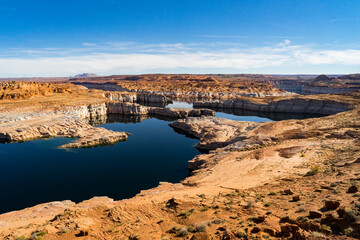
[107,102,149,115]
[194,97,354,115]
[107,102,215,118]
[104,91,170,105]
[301,85,359,95]
[58,103,108,124]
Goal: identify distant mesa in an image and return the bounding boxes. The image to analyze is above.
[73,73,98,78]
[313,74,333,82]
[338,73,360,81]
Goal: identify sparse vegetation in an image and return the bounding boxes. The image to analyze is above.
[195,223,208,232]
[177,209,195,218]
[344,227,354,236]
[176,228,188,237]
[245,200,254,209]
[311,231,325,238]
[306,164,322,176]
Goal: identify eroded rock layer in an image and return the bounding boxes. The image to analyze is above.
[194,91,359,114]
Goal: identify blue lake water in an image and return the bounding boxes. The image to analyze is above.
[0,117,201,214]
[0,102,322,214]
[166,101,325,121]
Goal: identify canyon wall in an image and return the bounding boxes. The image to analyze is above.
[104,92,170,105]
[301,85,359,95]
[107,102,214,118]
[194,97,353,115]
[73,82,294,101]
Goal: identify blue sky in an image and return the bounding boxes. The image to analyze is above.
[0,0,360,77]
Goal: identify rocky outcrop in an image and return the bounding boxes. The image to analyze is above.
[0,115,128,148]
[169,116,258,150]
[194,97,354,115]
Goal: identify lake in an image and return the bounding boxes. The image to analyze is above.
[0,102,322,213]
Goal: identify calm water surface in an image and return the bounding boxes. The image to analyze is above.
[0,117,202,213]
[165,101,324,121]
[0,102,320,214]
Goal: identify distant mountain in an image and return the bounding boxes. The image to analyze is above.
[73,73,98,78]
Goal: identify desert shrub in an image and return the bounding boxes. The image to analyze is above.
[311,231,325,238]
[195,224,207,232]
[245,200,253,209]
[168,226,179,233]
[297,206,307,212]
[187,226,195,233]
[344,227,354,236]
[345,209,360,222]
[306,165,322,176]
[212,219,225,224]
[321,224,331,232]
[178,209,195,218]
[176,228,188,237]
[234,229,247,238]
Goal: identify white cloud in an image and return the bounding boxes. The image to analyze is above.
[278,39,291,47]
[83,43,97,46]
[0,41,360,77]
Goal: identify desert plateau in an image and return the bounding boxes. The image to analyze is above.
[0,73,359,240]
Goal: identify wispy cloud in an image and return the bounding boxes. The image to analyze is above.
[0,40,360,77]
[197,35,305,39]
[263,36,305,39]
[197,35,248,39]
[83,43,97,46]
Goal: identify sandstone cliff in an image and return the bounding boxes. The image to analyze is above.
[194,92,358,114]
